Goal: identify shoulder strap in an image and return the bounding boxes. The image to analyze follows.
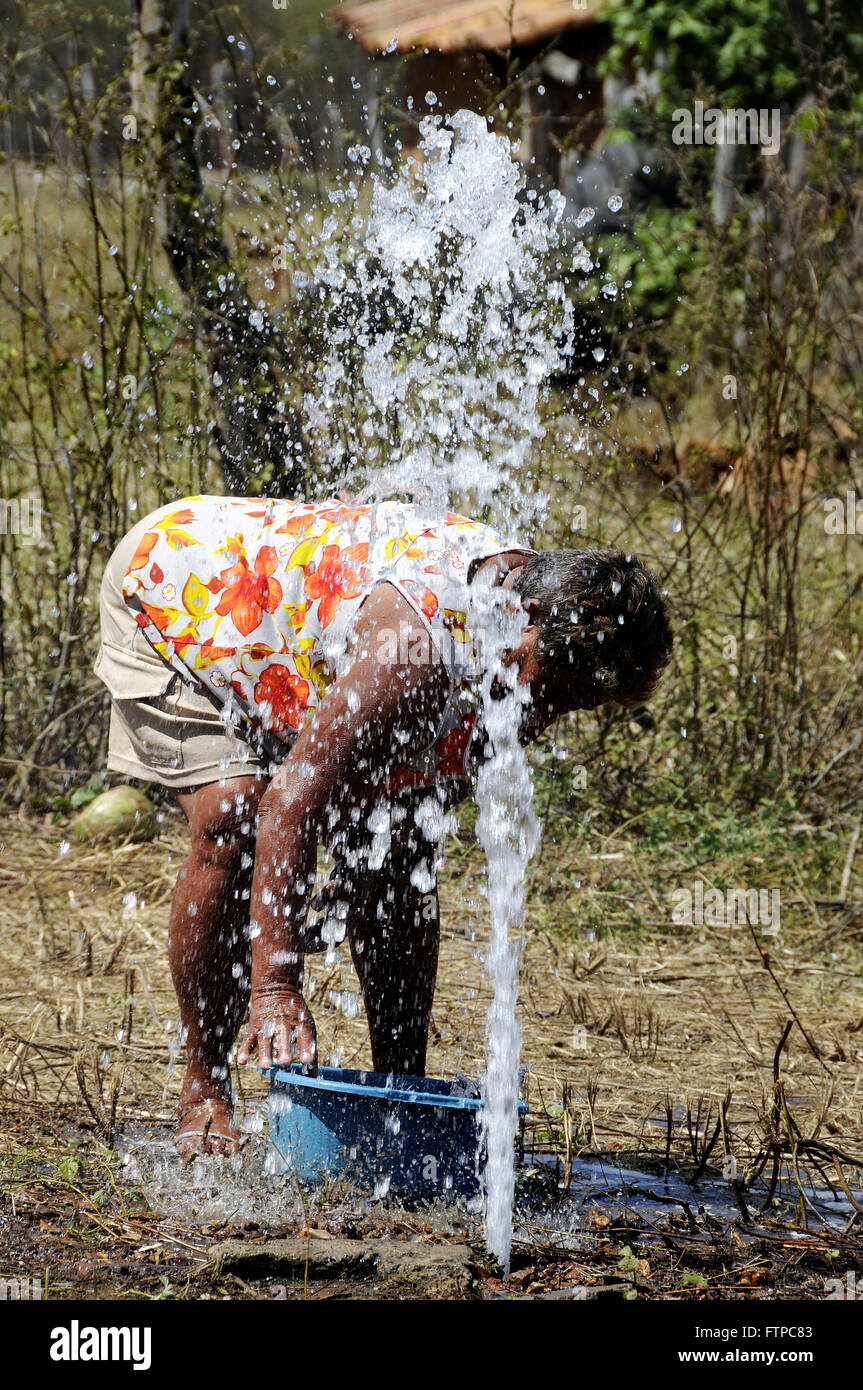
[123,593,292,768]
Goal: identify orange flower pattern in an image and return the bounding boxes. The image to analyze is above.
[254,664,311,733]
[121,496,528,783]
[214,545,282,636]
[303,542,368,630]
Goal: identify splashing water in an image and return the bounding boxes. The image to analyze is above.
[471,571,540,1272]
[301,111,576,1269]
[303,109,574,528]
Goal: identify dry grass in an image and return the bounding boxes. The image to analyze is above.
[1,810,861,1203]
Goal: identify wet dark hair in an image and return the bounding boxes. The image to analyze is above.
[511,548,673,706]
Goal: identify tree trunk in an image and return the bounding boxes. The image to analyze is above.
[712,118,746,228]
[129,0,306,497]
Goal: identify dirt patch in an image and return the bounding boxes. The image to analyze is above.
[209,1236,477,1298]
[1,1102,861,1300]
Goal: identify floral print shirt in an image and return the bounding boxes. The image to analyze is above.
[120,496,532,784]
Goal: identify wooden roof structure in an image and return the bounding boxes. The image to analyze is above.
[326,0,607,56]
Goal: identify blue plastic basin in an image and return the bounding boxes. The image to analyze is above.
[263,1065,527,1201]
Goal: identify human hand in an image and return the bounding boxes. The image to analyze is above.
[237,987,317,1071]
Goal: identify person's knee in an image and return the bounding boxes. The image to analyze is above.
[178,776,267,875]
[189,825,253,876]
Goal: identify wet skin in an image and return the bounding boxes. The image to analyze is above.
[170,556,604,1155]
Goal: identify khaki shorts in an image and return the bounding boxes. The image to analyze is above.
[106,672,272,789]
[97,511,275,789]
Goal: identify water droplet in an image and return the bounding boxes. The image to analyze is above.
[607,194,623,212]
[671,517,682,533]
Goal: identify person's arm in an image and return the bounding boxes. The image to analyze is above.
[237,585,449,1071]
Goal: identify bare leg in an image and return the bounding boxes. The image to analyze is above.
[170,774,269,1155]
[346,821,440,1076]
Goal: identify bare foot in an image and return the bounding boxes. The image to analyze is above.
[176,1097,244,1159]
